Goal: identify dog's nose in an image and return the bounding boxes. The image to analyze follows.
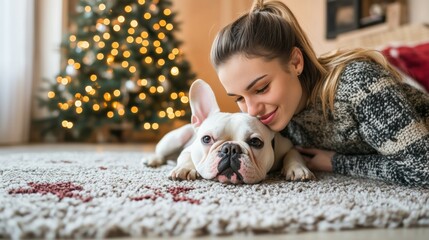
[220,143,242,156]
[217,143,242,178]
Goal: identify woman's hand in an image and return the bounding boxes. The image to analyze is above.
[295,146,335,172]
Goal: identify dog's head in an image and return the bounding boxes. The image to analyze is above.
[188,79,276,184]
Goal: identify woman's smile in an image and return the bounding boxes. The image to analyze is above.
[258,108,278,125]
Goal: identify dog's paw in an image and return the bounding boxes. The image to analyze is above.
[141,155,165,168]
[169,166,200,181]
[282,164,316,181]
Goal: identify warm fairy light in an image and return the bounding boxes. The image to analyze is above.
[107,55,114,64]
[103,18,110,25]
[93,104,100,111]
[172,48,179,55]
[128,28,135,35]
[159,20,167,27]
[139,47,147,54]
[152,123,159,130]
[68,59,75,65]
[82,96,89,102]
[158,75,166,82]
[170,92,178,100]
[121,61,129,68]
[62,120,74,129]
[138,79,148,86]
[155,47,163,54]
[166,107,173,114]
[113,90,121,97]
[103,32,110,40]
[129,66,136,73]
[90,74,97,81]
[126,36,134,43]
[85,86,93,92]
[93,35,101,42]
[181,96,189,103]
[69,35,76,42]
[179,92,185,97]
[163,9,171,16]
[138,0,145,5]
[75,100,82,107]
[48,91,55,98]
[144,56,153,64]
[149,4,157,11]
[118,16,125,23]
[113,25,121,31]
[123,50,131,58]
[142,40,149,46]
[84,6,91,12]
[166,23,173,31]
[76,107,83,114]
[112,42,119,48]
[98,41,105,48]
[118,108,125,116]
[157,86,164,93]
[171,66,179,76]
[112,101,119,109]
[139,93,146,100]
[158,32,165,39]
[157,59,165,66]
[175,110,182,117]
[153,23,160,30]
[135,37,142,44]
[159,111,166,118]
[130,20,138,27]
[61,78,69,85]
[143,123,150,130]
[78,41,89,49]
[141,31,149,38]
[168,113,175,119]
[75,93,82,98]
[131,106,138,113]
[144,13,151,20]
[104,92,112,101]
[149,87,156,93]
[168,53,175,60]
[99,4,106,10]
[107,111,114,118]
[111,49,118,56]
[124,5,132,13]
[97,53,104,60]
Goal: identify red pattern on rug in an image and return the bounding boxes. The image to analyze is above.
[8,182,92,202]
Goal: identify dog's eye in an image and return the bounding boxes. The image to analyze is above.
[201,135,213,145]
[248,137,264,149]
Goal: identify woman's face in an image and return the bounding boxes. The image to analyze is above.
[217,53,305,132]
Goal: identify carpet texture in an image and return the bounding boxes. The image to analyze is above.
[1,151,428,239]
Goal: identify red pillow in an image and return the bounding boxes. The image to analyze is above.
[382,42,429,92]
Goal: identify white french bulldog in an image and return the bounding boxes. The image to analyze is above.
[142,79,315,184]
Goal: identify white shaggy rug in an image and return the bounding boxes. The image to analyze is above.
[1,151,428,239]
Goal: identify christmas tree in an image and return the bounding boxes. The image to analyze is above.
[38,0,195,141]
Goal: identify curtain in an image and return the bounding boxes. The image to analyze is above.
[0,0,35,144]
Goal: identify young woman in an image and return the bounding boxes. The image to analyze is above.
[210,0,429,187]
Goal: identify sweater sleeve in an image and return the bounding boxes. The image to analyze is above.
[331,63,429,187]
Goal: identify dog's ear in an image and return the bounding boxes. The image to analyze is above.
[189,79,220,128]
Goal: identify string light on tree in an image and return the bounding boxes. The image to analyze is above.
[38,0,195,141]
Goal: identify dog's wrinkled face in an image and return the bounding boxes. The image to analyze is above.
[190,112,275,184]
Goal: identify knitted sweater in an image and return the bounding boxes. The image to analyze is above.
[281,61,429,187]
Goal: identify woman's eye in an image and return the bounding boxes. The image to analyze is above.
[247,137,264,149]
[235,96,244,102]
[256,84,269,94]
[201,135,213,144]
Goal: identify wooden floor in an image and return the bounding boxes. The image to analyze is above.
[1,143,428,240]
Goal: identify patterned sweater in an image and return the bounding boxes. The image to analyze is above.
[281,61,429,187]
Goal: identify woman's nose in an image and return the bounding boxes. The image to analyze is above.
[246,99,261,117]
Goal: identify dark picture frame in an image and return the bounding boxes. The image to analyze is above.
[326,0,388,39]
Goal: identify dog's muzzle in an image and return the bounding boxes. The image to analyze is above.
[217,143,244,181]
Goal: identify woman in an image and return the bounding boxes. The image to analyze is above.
[210,0,429,186]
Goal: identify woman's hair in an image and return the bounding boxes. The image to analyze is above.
[210,0,401,116]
